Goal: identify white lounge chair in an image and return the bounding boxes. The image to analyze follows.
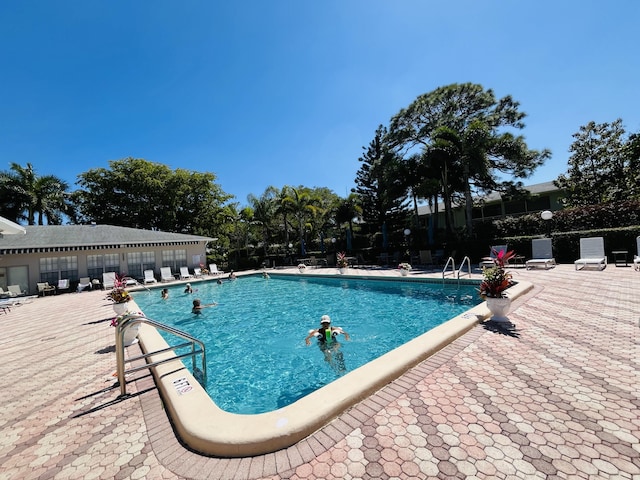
[574,237,607,270]
[0,287,15,298]
[526,238,556,270]
[77,277,92,292]
[179,266,193,280]
[8,284,26,296]
[209,264,223,276]
[634,236,640,271]
[480,245,508,269]
[193,267,203,278]
[143,270,157,284]
[160,267,174,282]
[102,272,117,289]
[57,279,70,293]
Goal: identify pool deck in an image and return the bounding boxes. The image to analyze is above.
[1,264,639,479]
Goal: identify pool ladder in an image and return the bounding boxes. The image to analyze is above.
[115,313,207,397]
[442,256,472,286]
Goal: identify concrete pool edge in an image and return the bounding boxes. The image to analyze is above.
[137,277,533,457]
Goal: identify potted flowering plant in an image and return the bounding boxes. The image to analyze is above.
[336,252,349,271]
[398,262,412,276]
[107,288,132,303]
[479,248,515,322]
[107,274,132,314]
[478,249,515,299]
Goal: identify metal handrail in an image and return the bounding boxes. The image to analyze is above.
[456,256,472,282]
[115,312,207,397]
[442,256,456,282]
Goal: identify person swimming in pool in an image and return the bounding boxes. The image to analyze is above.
[192,298,217,314]
[161,288,169,300]
[305,315,350,345]
[305,315,350,375]
[184,283,193,294]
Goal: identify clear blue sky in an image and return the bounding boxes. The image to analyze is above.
[1,1,639,207]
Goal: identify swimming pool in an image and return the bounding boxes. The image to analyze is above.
[133,274,480,414]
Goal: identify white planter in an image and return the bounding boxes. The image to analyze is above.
[486,297,511,323]
[113,302,129,315]
[122,324,140,346]
[338,267,347,274]
[400,269,409,276]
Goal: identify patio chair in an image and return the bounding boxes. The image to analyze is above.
[57,279,70,293]
[77,277,92,292]
[37,282,56,296]
[193,267,203,278]
[574,237,607,270]
[526,238,556,270]
[180,266,193,280]
[160,267,174,282]
[143,270,157,284]
[8,284,26,296]
[480,245,508,269]
[102,272,118,289]
[209,264,223,276]
[0,287,14,298]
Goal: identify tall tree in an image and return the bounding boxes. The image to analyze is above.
[74,158,232,235]
[555,119,638,206]
[247,186,279,256]
[389,83,549,237]
[0,162,71,224]
[280,186,321,255]
[353,125,410,248]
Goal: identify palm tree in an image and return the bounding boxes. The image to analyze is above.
[247,187,278,257]
[0,162,71,224]
[334,194,362,251]
[281,186,320,256]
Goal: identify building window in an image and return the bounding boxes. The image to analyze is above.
[526,196,551,212]
[126,251,155,278]
[504,199,527,215]
[40,256,78,283]
[162,249,187,271]
[87,254,120,279]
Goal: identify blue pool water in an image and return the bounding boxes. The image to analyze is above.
[132,275,480,414]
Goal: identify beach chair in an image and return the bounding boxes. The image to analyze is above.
[37,282,56,296]
[193,267,203,278]
[526,238,556,270]
[77,277,92,292]
[160,267,174,282]
[57,279,70,294]
[180,266,193,280]
[209,264,223,276]
[102,272,117,289]
[480,245,508,269]
[143,270,157,284]
[574,237,607,270]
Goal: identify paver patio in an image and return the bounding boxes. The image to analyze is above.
[0,264,638,479]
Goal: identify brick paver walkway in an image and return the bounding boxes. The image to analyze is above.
[1,264,638,479]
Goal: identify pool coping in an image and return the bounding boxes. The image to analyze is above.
[135,275,533,457]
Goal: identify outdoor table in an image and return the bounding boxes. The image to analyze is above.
[612,250,628,267]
